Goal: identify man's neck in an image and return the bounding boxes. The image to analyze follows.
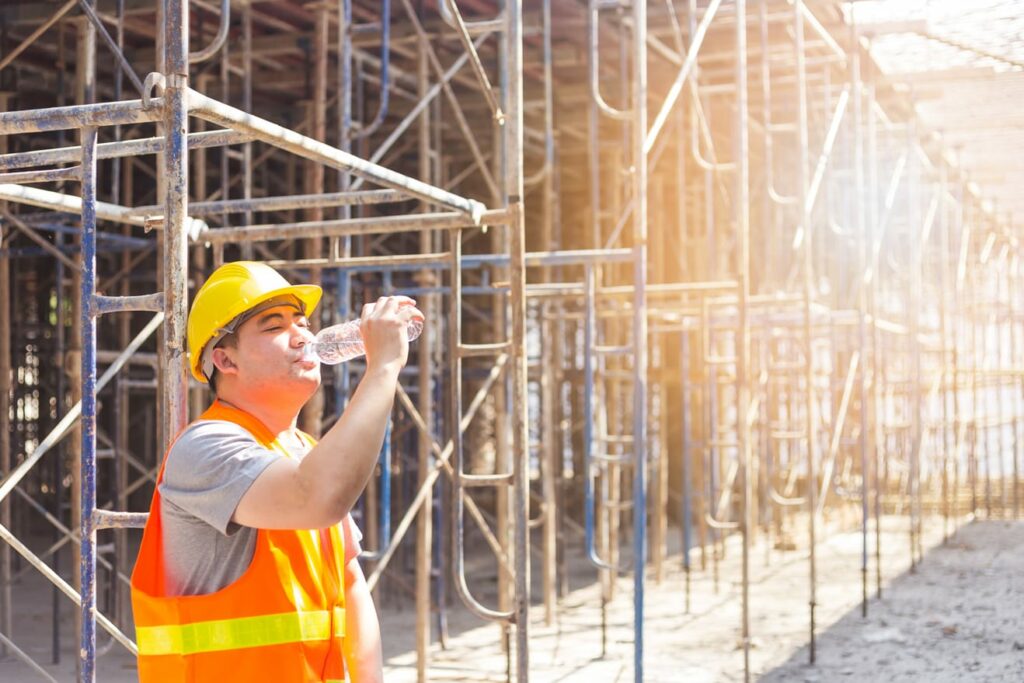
[215,392,300,437]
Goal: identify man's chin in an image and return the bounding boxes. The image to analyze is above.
[295,367,322,389]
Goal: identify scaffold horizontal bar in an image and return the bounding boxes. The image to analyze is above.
[132,189,406,217]
[199,208,509,243]
[93,510,148,530]
[523,248,632,266]
[590,452,634,464]
[0,129,251,171]
[458,342,511,357]
[95,350,158,366]
[263,247,637,273]
[187,89,488,222]
[0,166,81,184]
[459,473,514,488]
[91,292,165,316]
[0,183,209,238]
[593,344,632,355]
[0,98,163,135]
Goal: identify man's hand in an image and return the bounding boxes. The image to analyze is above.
[359,295,423,375]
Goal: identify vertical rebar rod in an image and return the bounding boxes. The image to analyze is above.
[735,2,752,680]
[1013,247,1022,521]
[631,0,648,679]
[908,122,922,570]
[684,331,692,614]
[938,160,952,542]
[794,0,818,663]
[850,11,871,618]
[866,80,884,600]
[415,18,432,681]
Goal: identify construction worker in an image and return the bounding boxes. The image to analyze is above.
[131,261,419,682]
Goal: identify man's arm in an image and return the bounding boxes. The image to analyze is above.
[233,296,416,530]
[342,557,383,682]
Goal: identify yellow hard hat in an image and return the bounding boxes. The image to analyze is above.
[187,261,322,383]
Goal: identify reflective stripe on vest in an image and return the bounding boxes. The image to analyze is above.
[137,606,346,656]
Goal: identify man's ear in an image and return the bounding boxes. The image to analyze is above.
[211,347,239,376]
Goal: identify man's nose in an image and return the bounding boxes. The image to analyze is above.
[293,325,316,345]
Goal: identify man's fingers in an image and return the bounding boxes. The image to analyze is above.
[377,296,401,318]
[362,295,418,321]
[400,305,425,322]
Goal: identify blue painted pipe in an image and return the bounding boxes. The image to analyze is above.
[708,364,719,546]
[632,245,648,683]
[381,418,392,548]
[334,267,353,411]
[79,125,99,683]
[680,332,692,612]
[432,377,447,643]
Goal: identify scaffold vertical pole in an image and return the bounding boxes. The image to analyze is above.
[162,0,190,447]
[507,1,531,679]
[78,122,98,683]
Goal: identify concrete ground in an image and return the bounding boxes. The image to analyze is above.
[0,514,1020,681]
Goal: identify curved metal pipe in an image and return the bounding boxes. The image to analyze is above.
[769,487,806,506]
[582,265,622,572]
[704,513,740,530]
[760,0,798,206]
[588,0,631,120]
[352,0,391,140]
[189,0,231,64]
[689,80,735,172]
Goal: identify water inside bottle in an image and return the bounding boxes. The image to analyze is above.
[302,317,424,365]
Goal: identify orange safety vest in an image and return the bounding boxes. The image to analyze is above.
[131,400,347,682]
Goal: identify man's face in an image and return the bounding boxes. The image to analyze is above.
[224,304,321,401]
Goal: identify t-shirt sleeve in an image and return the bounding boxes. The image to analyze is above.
[160,420,280,536]
[342,514,363,565]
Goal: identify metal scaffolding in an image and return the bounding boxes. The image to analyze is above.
[0,1,1021,682]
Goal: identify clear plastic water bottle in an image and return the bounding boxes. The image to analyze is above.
[302,316,424,365]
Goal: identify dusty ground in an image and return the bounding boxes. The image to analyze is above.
[762,520,1024,683]
[0,515,1020,681]
[380,515,1024,683]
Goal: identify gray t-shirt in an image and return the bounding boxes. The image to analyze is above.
[159,419,361,596]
